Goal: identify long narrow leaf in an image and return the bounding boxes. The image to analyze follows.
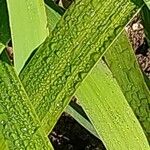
[0,0,10,45]
[45,4,61,30]
[0,43,5,54]
[45,3,150,145]
[105,31,150,142]
[66,102,100,139]
[6,0,48,73]
[76,61,150,150]
[143,0,150,10]
[141,5,150,46]
[45,4,102,140]
[19,0,142,134]
[0,52,53,149]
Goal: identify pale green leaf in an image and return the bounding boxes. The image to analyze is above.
[143,0,150,10]
[6,0,48,73]
[76,61,150,150]
[105,31,150,142]
[0,43,5,54]
[45,2,150,143]
[44,2,150,145]
[44,3,150,146]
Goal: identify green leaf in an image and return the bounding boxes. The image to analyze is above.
[0,43,5,54]
[45,4,100,139]
[19,0,141,134]
[45,4,61,30]
[66,102,100,139]
[44,4,150,144]
[0,0,10,45]
[0,51,53,149]
[44,0,65,15]
[6,0,48,73]
[143,0,150,10]
[105,31,150,142]
[76,61,150,150]
[45,2,150,141]
[141,5,150,46]
[45,3,100,140]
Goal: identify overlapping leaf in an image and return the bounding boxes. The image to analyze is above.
[0,52,53,149]
[6,0,48,73]
[0,43,5,54]
[76,61,149,150]
[19,0,141,134]
[105,31,150,141]
[144,0,150,10]
[0,0,10,45]
[1,0,149,149]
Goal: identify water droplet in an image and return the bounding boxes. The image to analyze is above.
[90,10,95,17]
[22,128,27,132]
[27,6,31,10]
[1,120,4,124]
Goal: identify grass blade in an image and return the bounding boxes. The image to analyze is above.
[6,0,48,73]
[0,43,5,54]
[46,2,150,141]
[66,102,100,139]
[141,5,150,46]
[19,0,142,134]
[45,2,148,144]
[105,31,150,142]
[0,0,10,45]
[76,61,150,150]
[143,0,150,10]
[0,52,53,150]
[44,0,65,15]
[45,4,100,139]
[45,4,61,30]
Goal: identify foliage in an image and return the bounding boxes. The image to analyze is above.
[0,0,150,149]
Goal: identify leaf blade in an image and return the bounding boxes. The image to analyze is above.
[0,0,10,45]
[19,0,141,134]
[6,0,48,73]
[65,102,100,139]
[76,61,150,150]
[0,52,53,149]
[143,0,150,10]
[0,43,5,54]
[105,31,150,142]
